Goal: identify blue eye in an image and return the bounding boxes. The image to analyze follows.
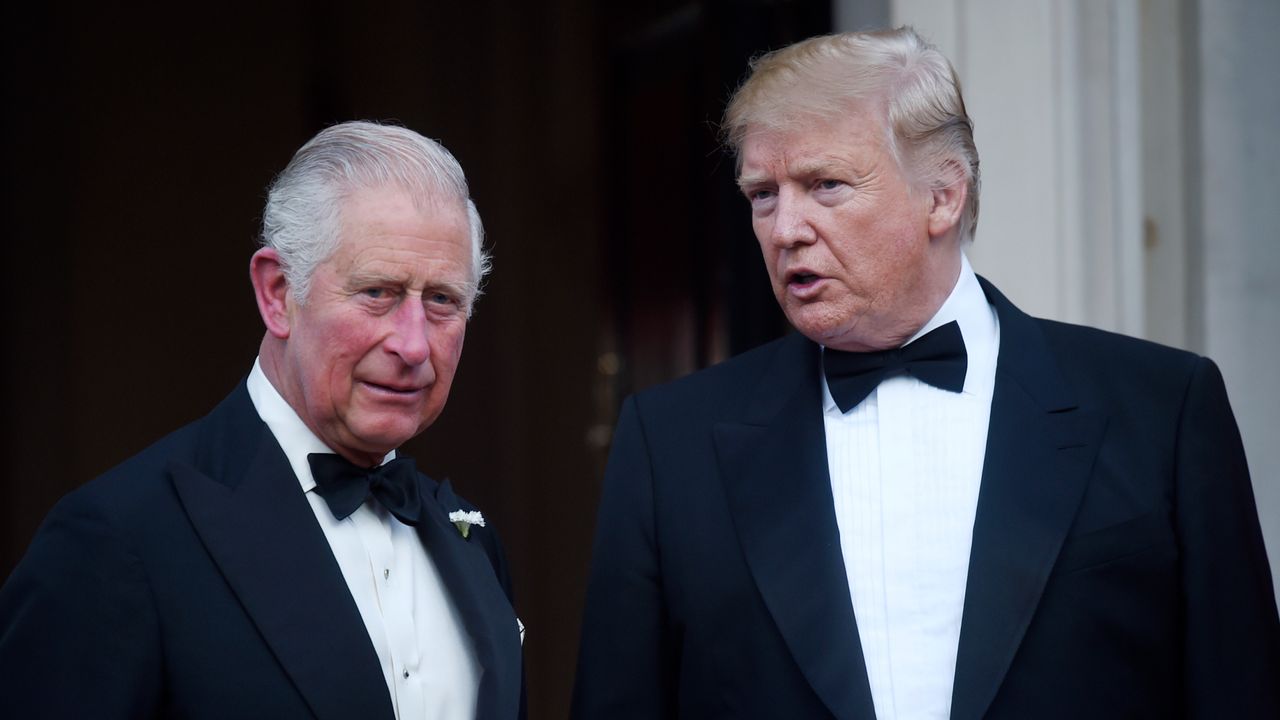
[817,179,843,191]
[362,287,385,299]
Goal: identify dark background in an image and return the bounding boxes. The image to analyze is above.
[1,1,864,716]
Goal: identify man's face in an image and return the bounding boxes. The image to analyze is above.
[282,186,472,464]
[738,107,958,352]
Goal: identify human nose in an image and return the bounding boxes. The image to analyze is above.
[769,190,816,249]
[384,298,431,366]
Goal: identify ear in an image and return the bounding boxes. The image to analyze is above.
[249,247,293,339]
[926,161,968,240]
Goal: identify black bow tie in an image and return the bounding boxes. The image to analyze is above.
[308,453,424,526]
[823,320,968,413]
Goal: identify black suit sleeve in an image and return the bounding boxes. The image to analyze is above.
[572,396,679,719]
[1175,358,1280,715]
[0,492,162,718]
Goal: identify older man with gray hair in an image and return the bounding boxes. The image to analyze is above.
[574,28,1278,719]
[0,121,524,720]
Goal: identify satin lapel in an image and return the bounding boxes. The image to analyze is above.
[418,480,521,720]
[949,280,1107,720]
[170,385,393,720]
[714,335,876,720]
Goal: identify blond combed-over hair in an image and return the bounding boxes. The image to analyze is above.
[724,27,981,241]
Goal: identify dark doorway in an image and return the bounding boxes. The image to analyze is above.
[2,1,831,716]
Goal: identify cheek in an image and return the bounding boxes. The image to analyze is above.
[318,323,383,383]
[433,324,467,367]
[859,209,924,266]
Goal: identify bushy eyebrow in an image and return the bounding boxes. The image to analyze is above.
[346,271,473,300]
[799,158,845,176]
[345,269,407,290]
[423,280,476,301]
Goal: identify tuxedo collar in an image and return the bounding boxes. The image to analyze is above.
[948,278,1106,720]
[419,479,524,720]
[715,334,878,720]
[169,383,394,720]
[167,382,520,720]
[973,277,1073,410]
[714,277,1105,720]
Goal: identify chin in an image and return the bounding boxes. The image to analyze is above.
[784,310,839,343]
[785,296,872,345]
[350,421,421,454]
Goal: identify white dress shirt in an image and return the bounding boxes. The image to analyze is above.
[823,255,1000,720]
[247,360,480,720]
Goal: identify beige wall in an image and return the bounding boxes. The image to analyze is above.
[836,0,1280,599]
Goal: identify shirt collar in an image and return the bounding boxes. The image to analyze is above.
[909,252,998,368]
[246,358,395,493]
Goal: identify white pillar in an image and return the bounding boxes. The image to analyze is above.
[868,0,1280,600]
[1197,0,1280,599]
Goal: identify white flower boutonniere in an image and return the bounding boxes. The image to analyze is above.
[448,510,486,539]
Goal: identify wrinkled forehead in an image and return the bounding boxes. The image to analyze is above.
[321,185,473,277]
[734,102,894,175]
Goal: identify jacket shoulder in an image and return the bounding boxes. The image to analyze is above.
[1038,318,1197,362]
[981,274,1209,398]
[1035,318,1205,386]
[1012,315,1232,426]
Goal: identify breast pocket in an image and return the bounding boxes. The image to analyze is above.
[1053,510,1176,576]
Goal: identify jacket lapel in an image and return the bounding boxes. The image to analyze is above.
[949,279,1108,720]
[417,479,522,720]
[169,384,394,720]
[714,334,877,720]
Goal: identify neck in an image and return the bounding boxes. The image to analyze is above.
[256,336,386,468]
[257,334,292,410]
[830,249,964,352]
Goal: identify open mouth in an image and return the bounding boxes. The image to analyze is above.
[788,271,820,287]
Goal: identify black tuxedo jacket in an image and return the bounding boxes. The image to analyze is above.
[0,382,523,719]
[572,279,1279,719]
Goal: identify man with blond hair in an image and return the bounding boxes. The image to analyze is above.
[0,121,524,719]
[574,28,1279,719]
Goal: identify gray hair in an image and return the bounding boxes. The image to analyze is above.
[723,27,981,241]
[260,120,492,310]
